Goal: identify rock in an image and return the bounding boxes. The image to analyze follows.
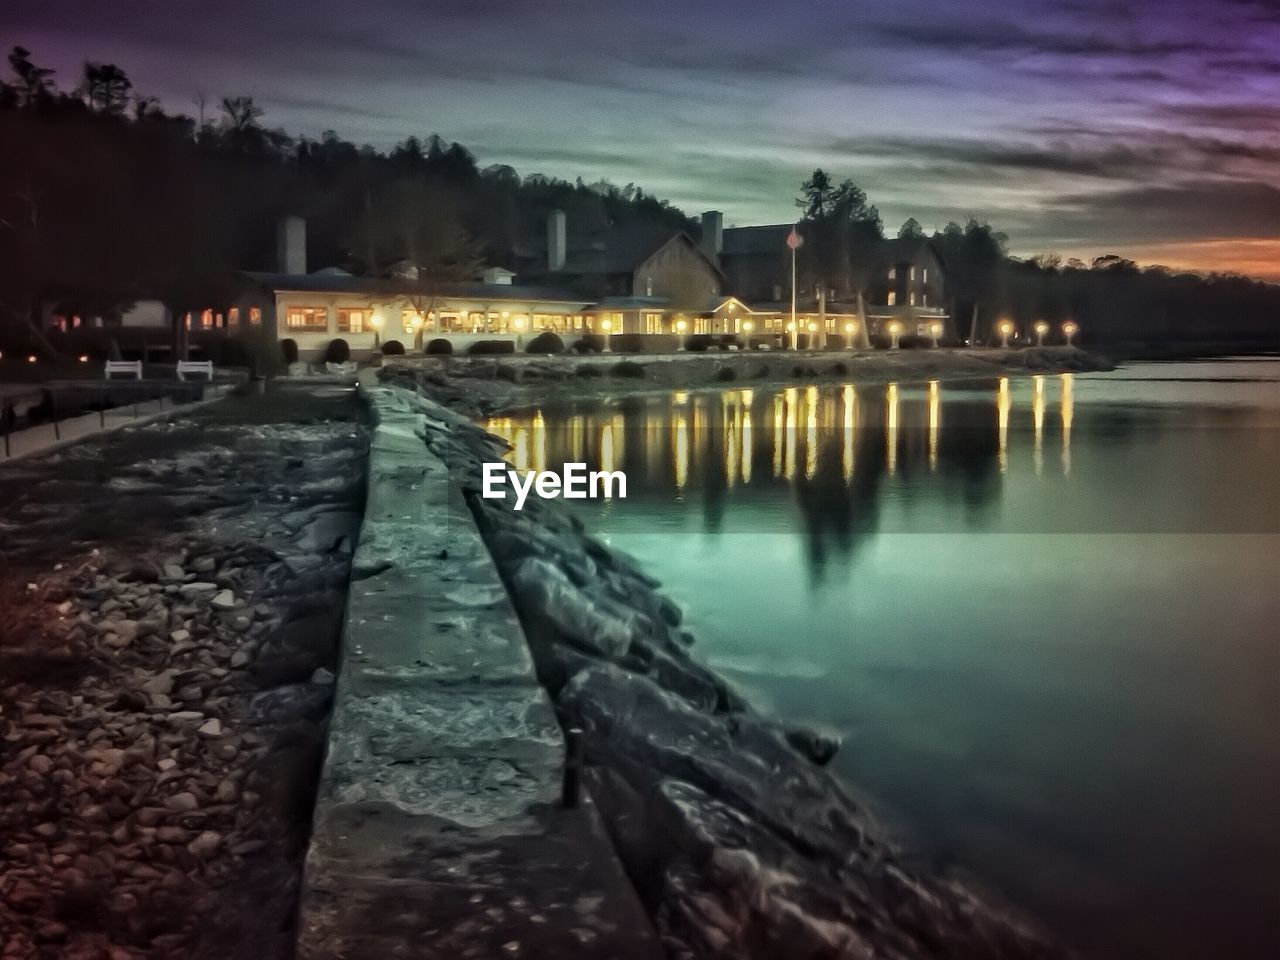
[187,831,222,858]
[508,557,640,659]
[197,718,223,738]
[157,758,177,772]
[169,629,191,644]
[29,754,53,775]
[230,614,253,633]
[165,792,199,813]
[33,822,59,839]
[210,589,238,609]
[162,564,186,582]
[191,556,217,574]
[215,779,239,803]
[784,726,841,766]
[229,650,252,669]
[310,667,335,686]
[142,673,175,696]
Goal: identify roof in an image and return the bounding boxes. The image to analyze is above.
[881,236,944,266]
[721,224,792,256]
[528,230,724,280]
[589,295,670,310]
[240,272,593,305]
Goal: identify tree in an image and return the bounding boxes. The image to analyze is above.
[7,47,54,107]
[81,62,132,113]
[796,169,835,219]
[932,220,1007,344]
[898,217,925,240]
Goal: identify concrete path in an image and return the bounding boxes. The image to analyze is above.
[295,385,662,959]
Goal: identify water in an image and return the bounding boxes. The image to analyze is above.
[485,359,1280,959]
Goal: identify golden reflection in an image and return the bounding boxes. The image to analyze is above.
[783,387,799,481]
[569,415,585,462]
[741,406,753,483]
[1060,373,1074,475]
[885,383,899,476]
[841,385,857,484]
[1032,376,1045,476]
[805,386,819,480]
[531,411,547,475]
[772,394,784,478]
[725,400,739,488]
[996,377,1011,474]
[672,413,689,492]
[599,421,617,489]
[927,380,940,472]
[513,427,530,473]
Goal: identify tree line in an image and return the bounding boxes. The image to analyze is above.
[0,46,692,354]
[1,44,1276,356]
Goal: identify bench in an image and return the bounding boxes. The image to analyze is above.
[176,360,214,381]
[104,360,143,380]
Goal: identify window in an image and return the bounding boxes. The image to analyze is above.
[337,308,367,333]
[645,276,654,296]
[643,312,663,334]
[923,268,929,283]
[909,293,917,306]
[286,307,328,331]
[201,309,214,329]
[249,307,262,326]
[922,293,928,307]
[909,266,916,282]
[888,267,897,280]
[228,307,240,329]
[887,291,897,306]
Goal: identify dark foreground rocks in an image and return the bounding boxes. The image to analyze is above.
[0,383,367,960]
[400,381,1067,960]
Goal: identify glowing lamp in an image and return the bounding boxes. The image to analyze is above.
[1035,321,1050,336]
[369,313,385,330]
[600,318,613,332]
[675,320,687,333]
[888,321,903,334]
[785,322,796,332]
[932,323,943,335]
[742,320,753,333]
[513,316,527,331]
[807,321,817,332]
[28,354,38,363]
[1063,321,1078,335]
[844,322,856,333]
[79,354,89,363]
[999,321,1014,335]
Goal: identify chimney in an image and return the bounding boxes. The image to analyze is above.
[700,210,723,258]
[277,215,306,275]
[546,209,566,272]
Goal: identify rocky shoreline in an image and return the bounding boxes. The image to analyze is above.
[0,384,367,960]
[400,378,1067,959]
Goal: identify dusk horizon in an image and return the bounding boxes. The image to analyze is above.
[5,0,1279,280]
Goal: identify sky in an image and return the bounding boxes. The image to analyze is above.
[4,0,1280,279]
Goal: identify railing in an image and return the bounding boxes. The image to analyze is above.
[1,378,228,460]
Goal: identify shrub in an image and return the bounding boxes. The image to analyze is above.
[323,338,351,364]
[571,335,604,353]
[715,366,737,382]
[424,338,452,355]
[467,340,516,355]
[382,339,407,355]
[752,365,770,379]
[526,331,565,354]
[831,361,849,376]
[684,334,712,352]
[611,360,646,378]
[281,338,299,364]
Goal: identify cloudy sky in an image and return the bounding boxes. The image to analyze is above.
[5,0,1280,277]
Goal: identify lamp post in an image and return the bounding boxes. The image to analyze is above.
[930,321,943,349]
[887,321,903,349]
[998,320,1014,349]
[1062,320,1078,346]
[369,311,384,350]
[513,315,527,351]
[1034,320,1050,346]
[786,225,803,351]
[600,317,613,352]
[741,319,753,351]
[844,321,857,352]
[807,321,818,351]
[675,318,687,351]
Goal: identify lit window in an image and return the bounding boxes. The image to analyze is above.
[201,309,214,329]
[249,308,262,326]
[887,291,897,306]
[643,311,663,334]
[888,267,896,280]
[337,308,366,333]
[909,267,916,282]
[923,268,929,283]
[645,276,654,296]
[184,312,193,329]
[909,293,917,306]
[922,293,928,306]
[228,307,240,328]
[286,307,328,331]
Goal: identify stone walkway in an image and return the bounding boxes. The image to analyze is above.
[295,385,662,960]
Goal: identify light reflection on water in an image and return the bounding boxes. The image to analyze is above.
[483,362,1280,960]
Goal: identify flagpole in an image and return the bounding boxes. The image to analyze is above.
[790,224,798,351]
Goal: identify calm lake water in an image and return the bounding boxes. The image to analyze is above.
[485,359,1280,960]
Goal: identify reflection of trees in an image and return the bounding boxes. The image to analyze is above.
[486,384,1011,580]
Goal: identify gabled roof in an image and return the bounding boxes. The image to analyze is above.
[239,272,593,304]
[531,230,724,280]
[881,236,944,266]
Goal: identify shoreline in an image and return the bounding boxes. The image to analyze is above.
[380,345,1114,419]
[389,376,1069,959]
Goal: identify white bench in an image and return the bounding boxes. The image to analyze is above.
[104,360,143,380]
[176,360,214,381]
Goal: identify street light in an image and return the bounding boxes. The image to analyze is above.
[930,321,943,349]
[675,318,687,351]
[1034,320,1050,346]
[887,321,903,350]
[1062,320,1079,346]
[369,311,385,349]
[600,316,613,352]
[513,315,527,350]
[844,321,857,352]
[998,319,1014,349]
